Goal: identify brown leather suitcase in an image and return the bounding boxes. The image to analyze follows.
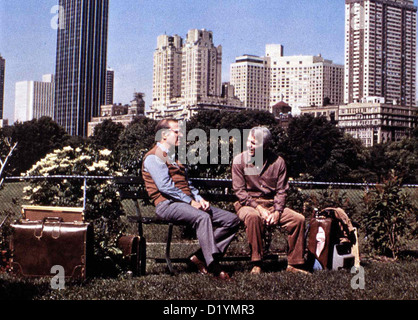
[117,235,143,276]
[10,218,93,280]
[21,205,84,222]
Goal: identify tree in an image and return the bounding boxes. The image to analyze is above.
[91,119,125,151]
[385,136,418,184]
[186,110,285,178]
[283,114,367,182]
[4,117,70,175]
[116,117,158,175]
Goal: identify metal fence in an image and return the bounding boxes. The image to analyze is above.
[1,175,417,221]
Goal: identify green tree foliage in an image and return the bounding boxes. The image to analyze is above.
[115,117,158,175]
[186,110,285,178]
[363,172,417,259]
[283,114,368,182]
[385,136,418,185]
[2,117,70,175]
[91,119,125,151]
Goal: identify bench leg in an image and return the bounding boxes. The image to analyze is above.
[139,236,147,276]
[165,223,174,275]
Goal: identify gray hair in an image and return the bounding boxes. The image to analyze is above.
[249,127,272,148]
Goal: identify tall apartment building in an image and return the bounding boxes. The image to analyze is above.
[344,0,417,106]
[54,0,109,136]
[150,29,243,120]
[181,29,222,106]
[230,45,344,114]
[152,34,183,112]
[14,75,55,123]
[105,68,114,105]
[0,55,5,121]
[230,55,270,110]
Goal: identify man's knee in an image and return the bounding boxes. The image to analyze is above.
[246,211,263,225]
[283,208,305,226]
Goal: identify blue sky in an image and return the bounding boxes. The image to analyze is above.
[0,0,416,122]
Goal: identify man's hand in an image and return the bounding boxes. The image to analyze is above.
[199,199,211,211]
[191,199,211,212]
[256,205,270,221]
[191,200,203,210]
[266,211,281,226]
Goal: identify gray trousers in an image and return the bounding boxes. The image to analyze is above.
[155,200,241,267]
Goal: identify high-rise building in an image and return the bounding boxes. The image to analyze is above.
[230,55,270,110]
[0,55,5,120]
[106,68,114,105]
[14,75,55,123]
[230,45,344,114]
[181,29,223,106]
[54,0,109,136]
[150,29,243,120]
[152,34,183,112]
[344,0,417,106]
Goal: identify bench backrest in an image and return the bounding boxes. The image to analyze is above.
[114,176,237,203]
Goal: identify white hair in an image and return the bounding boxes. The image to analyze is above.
[249,127,272,148]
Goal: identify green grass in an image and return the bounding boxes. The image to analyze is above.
[1,180,417,301]
[1,259,417,300]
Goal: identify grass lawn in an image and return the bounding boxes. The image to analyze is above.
[1,255,417,301]
[1,181,417,302]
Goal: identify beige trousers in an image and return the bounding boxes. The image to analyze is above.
[236,204,306,265]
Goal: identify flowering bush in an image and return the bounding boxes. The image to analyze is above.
[22,145,128,275]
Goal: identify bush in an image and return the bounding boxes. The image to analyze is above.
[363,171,417,259]
[22,145,128,276]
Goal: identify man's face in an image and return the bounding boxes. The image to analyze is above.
[164,121,181,148]
[247,133,264,157]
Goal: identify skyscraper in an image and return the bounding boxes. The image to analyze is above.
[150,29,242,120]
[152,34,183,112]
[230,55,270,111]
[105,68,114,105]
[181,29,222,106]
[14,75,55,123]
[230,45,344,114]
[54,0,109,136]
[0,55,5,120]
[344,0,417,106]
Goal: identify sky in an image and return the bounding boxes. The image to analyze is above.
[0,0,417,123]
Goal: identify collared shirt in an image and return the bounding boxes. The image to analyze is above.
[143,143,203,204]
[232,150,289,212]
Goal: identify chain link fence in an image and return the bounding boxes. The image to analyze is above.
[1,175,417,261]
[1,175,417,221]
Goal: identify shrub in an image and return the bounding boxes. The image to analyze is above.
[22,145,128,276]
[363,171,417,259]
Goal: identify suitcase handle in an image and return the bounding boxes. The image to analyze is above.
[34,217,64,240]
[43,217,64,223]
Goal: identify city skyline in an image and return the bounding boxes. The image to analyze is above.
[1,0,417,124]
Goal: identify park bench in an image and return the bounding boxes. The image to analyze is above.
[114,176,283,275]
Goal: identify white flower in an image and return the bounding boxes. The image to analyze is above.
[63,146,73,152]
[99,149,112,157]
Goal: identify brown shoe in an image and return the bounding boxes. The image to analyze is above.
[214,271,231,281]
[286,265,311,275]
[189,255,208,275]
